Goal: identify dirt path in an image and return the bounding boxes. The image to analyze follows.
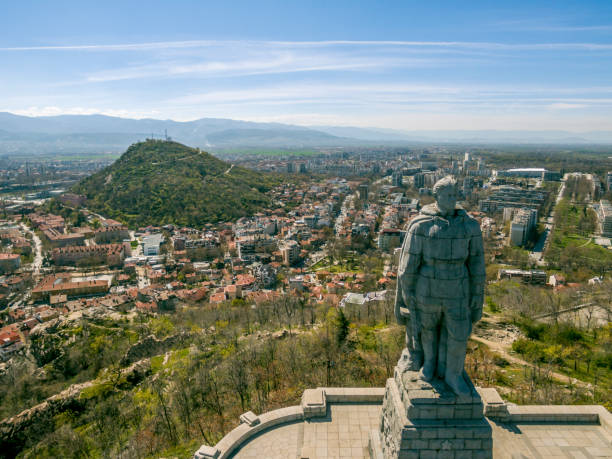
[470,334,590,389]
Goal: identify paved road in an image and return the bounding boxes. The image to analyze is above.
[334,194,354,234]
[334,175,390,235]
[529,174,567,264]
[20,222,42,277]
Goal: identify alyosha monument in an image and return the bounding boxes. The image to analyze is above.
[372,176,493,458]
[192,176,612,459]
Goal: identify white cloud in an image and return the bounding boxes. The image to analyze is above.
[3,39,612,53]
[167,83,612,108]
[7,106,161,119]
[86,55,391,82]
[84,49,446,82]
[548,103,588,110]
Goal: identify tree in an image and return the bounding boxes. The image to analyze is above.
[334,307,350,346]
[228,353,251,411]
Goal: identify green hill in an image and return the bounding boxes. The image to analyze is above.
[73,140,279,227]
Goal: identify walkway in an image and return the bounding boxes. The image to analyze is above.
[230,403,380,459]
[491,420,611,458]
[228,402,611,458]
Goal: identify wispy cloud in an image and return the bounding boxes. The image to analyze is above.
[86,55,394,82]
[3,39,612,52]
[4,106,162,118]
[495,18,612,33]
[168,83,612,107]
[83,47,451,82]
[3,38,612,131]
[548,103,589,110]
[534,25,612,32]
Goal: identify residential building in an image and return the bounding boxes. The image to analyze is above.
[510,208,538,247]
[598,200,612,237]
[498,168,547,178]
[280,240,300,266]
[391,171,403,187]
[142,233,164,256]
[52,243,125,266]
[32,274,110,301]
[0,253,20,274]
[378,228,404,251]
[498,269,547,284]
[42,229,85,248]
[237,235,277,262]
[542,170,563,181]
[252,263,277,288]
[358,184,369,200]
[480,186,547,214]
[58,193,87,207]
[413,173,425,189]
[94,225,129,243]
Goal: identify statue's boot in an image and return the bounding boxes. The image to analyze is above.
[444,338,471,397]
[418,329,436,381]
[398,348,423,372]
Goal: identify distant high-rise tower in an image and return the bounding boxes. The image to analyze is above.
[413,172,425,189]
[463,177,474,197]
[392,171,403,187]
[358,184,369,200]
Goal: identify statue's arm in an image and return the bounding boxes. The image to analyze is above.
[467,224,486,322]
[395,226,422,323]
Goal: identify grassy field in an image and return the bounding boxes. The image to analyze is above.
[545,199,612,280]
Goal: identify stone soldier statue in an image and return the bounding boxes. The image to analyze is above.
[395,176,485,396]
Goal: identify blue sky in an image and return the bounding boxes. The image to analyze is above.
[1,0,612,131]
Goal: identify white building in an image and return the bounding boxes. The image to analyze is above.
[598,200,612,237]
[510,208,537,247]
[142,233,164,256]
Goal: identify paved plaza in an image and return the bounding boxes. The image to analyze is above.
[229,421,303,459]
[491,421,612,458]
[229,403,612,459]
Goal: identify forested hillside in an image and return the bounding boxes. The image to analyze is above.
[72,140,279,227]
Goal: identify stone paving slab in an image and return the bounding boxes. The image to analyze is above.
[227,403,612,459]
[300,403,382,459]
[491,421,612,459]
[229,421,302,459]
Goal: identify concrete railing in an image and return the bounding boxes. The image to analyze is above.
[479,387,612,439]
[193,387,385,459]
[194,385,611,458]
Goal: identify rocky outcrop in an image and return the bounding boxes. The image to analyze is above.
[120,332,189,366]
[0,380,92,457]
[0,359,150,458]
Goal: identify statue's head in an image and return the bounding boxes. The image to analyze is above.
[433,176,458,215]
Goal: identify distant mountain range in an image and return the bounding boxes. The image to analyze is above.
[1,112,612,154]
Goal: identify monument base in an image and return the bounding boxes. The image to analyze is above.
[371,368,493,459]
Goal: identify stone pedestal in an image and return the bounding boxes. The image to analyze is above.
[370,368,493,459]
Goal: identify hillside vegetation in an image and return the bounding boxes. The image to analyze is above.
[2,290,608,459]
[72,140,279,227]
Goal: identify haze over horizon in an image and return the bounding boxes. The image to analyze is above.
[2,0,612,132]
